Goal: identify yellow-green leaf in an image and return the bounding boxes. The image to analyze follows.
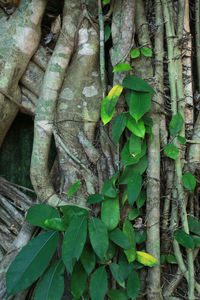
[136,251,158,267]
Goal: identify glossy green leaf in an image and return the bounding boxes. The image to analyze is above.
[121,141,140,167]
[34,260,64,300]
[123,219,136,262]
[160,255,165,264]
[109,228,130,249]
[169,113,184,136]
[68,181,81,197]
[127,270,140,299]
[89,218,109,259]
[103,0,110,4]
[136,190,146,208]
[102,172,119,198]
[104,24,111,42]
[101,85,123,125]
[108,289,128,300]
[62,216,87,274]
[119,156,147,185]
[109,263,125,287]
[182,173,196,193]
[174,230,195,249]
[6,231,59,296]
[192,235,200,247]
[112,113,127,144]
[26,204,59,229]
[166,254,177,264]
[129,134,141,156]
[87,194,104,204]
[89,267,108,300]
[122,76,156,94]
[126,114,145,138]
[127,173,142,206]
[128,208,140,221]
[136,251,158,266]
[188,216,200,235]
[113,63,132,72]
[118,252,135,280]
[104,241,116,262]
[128,91,151,122]
[60,205,89,226]
[141,47,152,57]
[101,197,119,231]
[136,230,146,244]
[130,48,140,59]
[164,144,179,160]
[80,244,96,275]
[44,217,68,231]
[70,262,87,299]
[178,135,186,144]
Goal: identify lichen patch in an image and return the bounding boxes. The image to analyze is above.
[82,86,98,97]
[14,27,39,55]
[60,88,74,100]
[78,44,95,56]
[78,28,88,45]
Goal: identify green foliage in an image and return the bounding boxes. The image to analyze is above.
[164,143,179,160]
[188,216,200,235]
[130,48,140,59]
[182,172,196,193]
[67,181,81,197]
[104,24,111,42]
[6,231,59,296]
[89,267,108,300]
[166,254,177,264]
[113,62,133,72]
[7,74,159,300]
[174,230,195,249]
[169,113,184,136]
[141,47,152,57]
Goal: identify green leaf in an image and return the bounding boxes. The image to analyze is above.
[188,216,200,235]
[102,172,119,198]
[126,114,145,138]
[174,230,195,249]
[101,197,119,231]
[62,216,87,274]
[128,91,151,122]
[178,135,186,144]
[129,134,141,156]
[104,241,116,262]
[108,289,128,300]
[123,220,136,263]
[89,218,109,259]
[166,254,177,264]
[60,205,89,226]
[101,85,123,125]
[118,253,135,280]
[127,173,142,206]
[26,204,59,229]
[121,141,140,167]
[34,260,64,300]
[136,230,146,244]
[141,47,152,57]
[70,262,87,299]
[123,76,156,94]
[164,144,179,160]
[89,267,108,300]
[119,156,148,184]
[143,116,153,127]
[80,244,96,275]
[109,263,125,287]
[192,235,200,247]
[136,190,146,208]
[87,194,104,204]
[6,231,59,296]
[130,48,140,59]
[68,181,81,197]
[113,62,133,72]
[112,113,127,144]
[44,218,68,231]
[160,255,165,264]
[127,270,140,299]
[128,208,140,221]
[182,173,196,193]
[103,0,110,4]
[169,113,184,136]
[136,251,158,266]
[109,228,130,249]
[104,24,111,42]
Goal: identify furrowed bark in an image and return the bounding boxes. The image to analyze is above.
[0,0,47,146]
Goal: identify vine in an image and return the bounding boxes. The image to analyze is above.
[6,71,158,299]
